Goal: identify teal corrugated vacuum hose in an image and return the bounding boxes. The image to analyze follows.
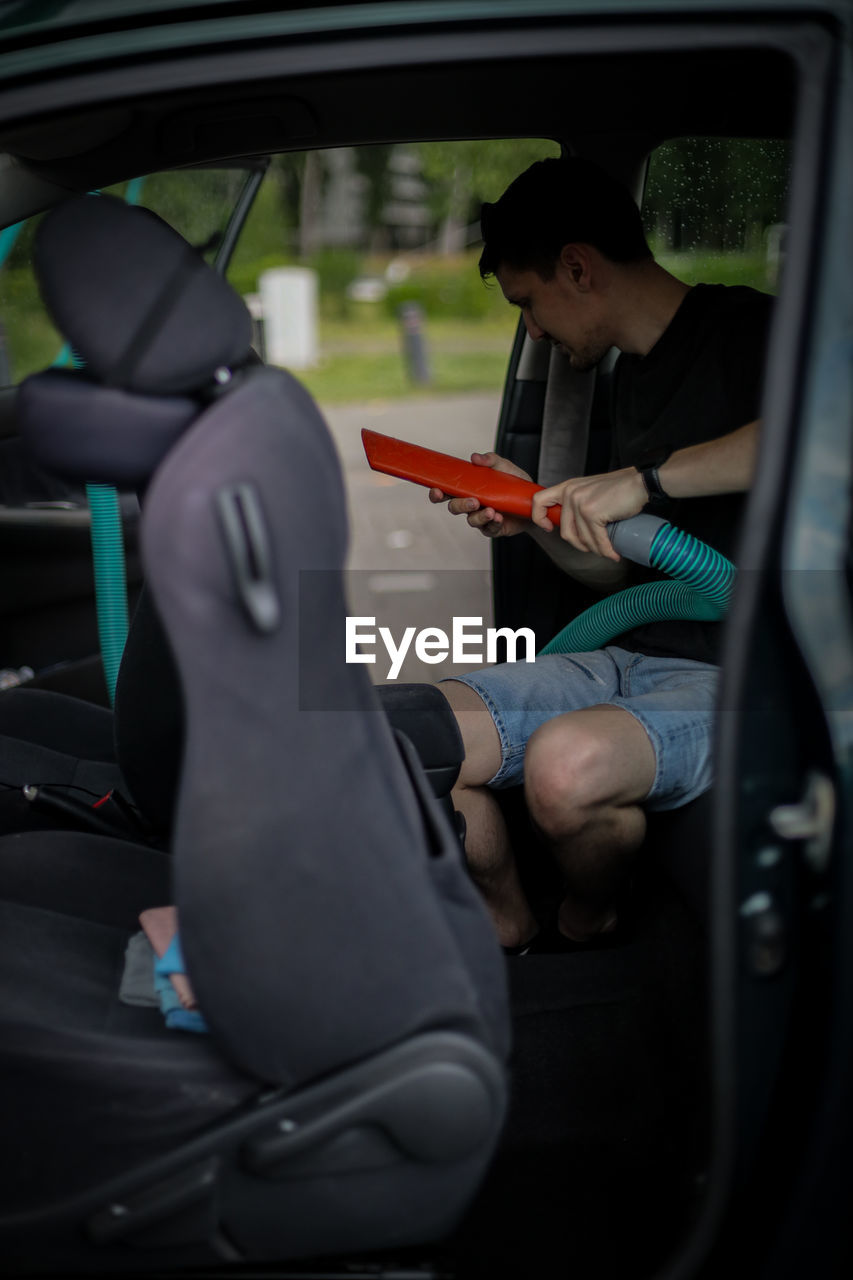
[646,519,732,611]
[540,513,736,655]
[84,483,129,703]
[65,347,129,704]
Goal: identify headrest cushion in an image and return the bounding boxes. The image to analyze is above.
[35,195,253,394]
[17,369,198,485]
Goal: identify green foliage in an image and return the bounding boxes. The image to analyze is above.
[227,174,294,290]
[653,249,776,292]
[107,170,248,257]
[643,137,790,252]
[268,152,307,238]
[352,145,395,232]
[308,247,363,318]
[0,264,63,381]
[384,254,507,320]
[227,252,295,299]
[1,214,39,271]
[418,138,562,225]
[299,345,512,405]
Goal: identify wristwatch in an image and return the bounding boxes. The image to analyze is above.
[634,445,672,505]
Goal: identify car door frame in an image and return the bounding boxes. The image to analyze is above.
[488,16,853,1280]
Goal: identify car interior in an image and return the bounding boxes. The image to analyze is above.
[0,8,843,1279]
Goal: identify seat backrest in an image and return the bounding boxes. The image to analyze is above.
[146,362,509,1084]
[15,194,254,836]
[17,193,510,1089]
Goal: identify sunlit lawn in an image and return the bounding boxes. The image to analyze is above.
[296,312,518,404]
[654,249,775,291]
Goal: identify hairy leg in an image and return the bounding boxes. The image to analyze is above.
[440,680,538,947]
[523,705,656,940]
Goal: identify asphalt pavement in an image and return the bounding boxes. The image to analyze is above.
[322,391,501,685]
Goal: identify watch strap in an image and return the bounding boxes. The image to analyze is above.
[639,462,669,503]
[635,445,672,503]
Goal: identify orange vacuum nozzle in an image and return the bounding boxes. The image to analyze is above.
[361,428,561,525]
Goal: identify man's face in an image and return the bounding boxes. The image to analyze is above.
[495,259,611,372]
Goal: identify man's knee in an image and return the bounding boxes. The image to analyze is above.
[524,715,608,838]
[523,707,655,838]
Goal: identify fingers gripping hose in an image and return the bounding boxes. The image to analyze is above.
[539,513,735,656]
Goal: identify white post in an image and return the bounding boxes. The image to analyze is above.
[258,267,318,370]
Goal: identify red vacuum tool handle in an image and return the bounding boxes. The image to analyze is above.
[361,429,561,525]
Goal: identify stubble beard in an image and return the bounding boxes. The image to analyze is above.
[550,322,611,373]
[563,341,611,373]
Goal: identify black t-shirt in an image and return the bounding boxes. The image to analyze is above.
[608,282,773,664]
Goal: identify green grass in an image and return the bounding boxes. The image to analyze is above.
[0,267,65,381]
[299,348,512,404]
[654,248,776,292]
[320,311,517,345]
[2,311,64,381]
[296,312,517,404]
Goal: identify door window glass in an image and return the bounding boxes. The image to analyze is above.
[643,137,791,291]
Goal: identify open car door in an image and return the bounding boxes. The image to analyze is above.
[489,25,853,1277]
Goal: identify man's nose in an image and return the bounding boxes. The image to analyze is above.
[523,311,545,341]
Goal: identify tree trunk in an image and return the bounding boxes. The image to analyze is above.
[438,164,469,255]
[299,151,323,258]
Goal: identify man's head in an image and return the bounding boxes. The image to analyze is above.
[479,156,651,281]
[480,157,654,370]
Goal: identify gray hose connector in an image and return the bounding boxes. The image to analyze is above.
[605,513,667,567]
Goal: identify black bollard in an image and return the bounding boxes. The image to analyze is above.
[397,301,432,385]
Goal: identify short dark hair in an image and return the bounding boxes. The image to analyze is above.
[479,156,652,280]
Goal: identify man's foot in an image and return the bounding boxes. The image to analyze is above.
[493,914,539,952]
[557,897,619,943]
[505,915,623,955]
[476,871,538,951]
[501,934,540,957]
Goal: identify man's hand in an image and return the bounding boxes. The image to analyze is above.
[530,466,649,561]
[428,451,534,539]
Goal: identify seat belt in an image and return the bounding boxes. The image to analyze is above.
[537,345,596,485]
[56,181,147,704]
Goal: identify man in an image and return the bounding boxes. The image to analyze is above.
[431,156,771,952]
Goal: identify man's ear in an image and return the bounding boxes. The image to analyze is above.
[558,242,592,290]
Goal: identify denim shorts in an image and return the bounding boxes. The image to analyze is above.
[444,645,719,812]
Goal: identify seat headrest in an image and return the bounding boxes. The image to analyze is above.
[34,194,253,394]
[17,369,199,486]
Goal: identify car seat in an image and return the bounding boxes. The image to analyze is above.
[0,232,465,847]
[0,195,510,1275]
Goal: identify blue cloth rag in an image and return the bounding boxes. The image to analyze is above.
[154,933,208,1034]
